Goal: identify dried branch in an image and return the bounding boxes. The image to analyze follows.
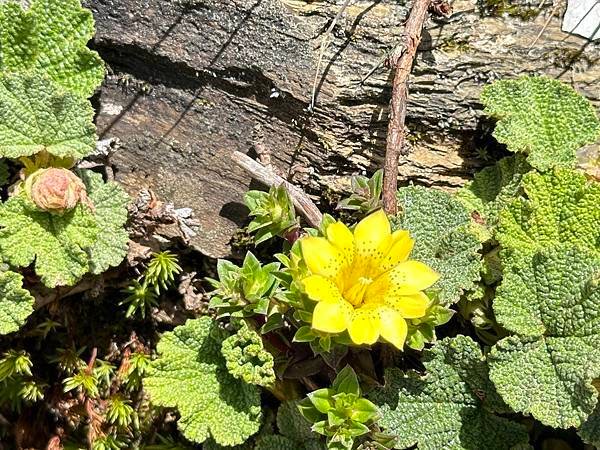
[231,150,323,228]
[382,0,432,215]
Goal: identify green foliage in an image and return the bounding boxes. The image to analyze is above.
[370,336,528,450]
[122,351,150,392]
[481,76,600,171]
[0,270,34,335]
[497,169,600,268]
[580,404,600,448]
[337,170,383,214]
[0,73,96,159]
[208,252,280,317]
[489,245,600,428]
[244,186,298,244]
[146,251,182,293]
[106,395,137,428]
[144,317,262,446]
[0,350,44,410]
[121,279,158,319]
[0,0,105,97]
[221,323,275,387]
[80,170,130,275]
[298,366,379,450]
[63,368,99,397]
[405,298,454,351]
[457,154,530,228]
[0,350,32,380]
[395,185,483,305]
[0,191,98,287]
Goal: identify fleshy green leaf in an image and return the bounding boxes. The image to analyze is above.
[0,192,98,287]
[0,73,96,159]
[394,186,483,305]
[0,0,105,97]
[0,270,34,335]
[79,170,129,274]
[497,169,600,268]
[370,335,528,450]
[457,154,531,228]
[481,76,600,171]
[489,245,600,428]
[220,323,275,387]
[144,317,262,446]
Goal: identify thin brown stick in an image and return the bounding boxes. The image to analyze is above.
[231,151,323,228]
[382,0,432,215]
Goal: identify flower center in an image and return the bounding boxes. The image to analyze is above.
[343,276,373,306]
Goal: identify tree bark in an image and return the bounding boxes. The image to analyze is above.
[85,0,600,257]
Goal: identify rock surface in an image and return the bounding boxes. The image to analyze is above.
[85,0,600,257]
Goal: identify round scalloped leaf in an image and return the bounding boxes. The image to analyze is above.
[457,154,531,228]
[0,73,96,159]
[370,336,528,450]
[481,76,600,171]
[0,192,98,287]
[0,0,104,97]
[490,245,600,428]
[144,317,262,446]
[395,186,483,305]
[497,169,600,268]
[79,170,129,274]
[0,270,34,335]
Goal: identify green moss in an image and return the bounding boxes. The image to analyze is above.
[479,0,540,20]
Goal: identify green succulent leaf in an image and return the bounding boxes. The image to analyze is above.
[79,170,129,274]
[489,244,600,428]
[394,186,483,305]
[481,76,600,171]
[0,73,96,159]
[370,335,528,450]
[457,154,531,228]
[497,169,600,268]
[0,270,34,335]
[144,317,262,446]
[0,192,98,287]
[220,323,275,387]
[0,0,105,97]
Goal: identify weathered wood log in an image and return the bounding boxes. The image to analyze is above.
[85,0,600,257]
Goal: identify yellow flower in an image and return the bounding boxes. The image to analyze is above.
[300,210,439,349]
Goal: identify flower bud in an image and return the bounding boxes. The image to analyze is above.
[24,168,88,214]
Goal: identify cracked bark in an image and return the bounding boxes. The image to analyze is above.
[85,0,600,258]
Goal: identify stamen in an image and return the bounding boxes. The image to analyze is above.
[344,276,373,306]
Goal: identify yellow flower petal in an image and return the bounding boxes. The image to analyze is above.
[386,292,430,319]
[303,275,343,303]
[326,221,354,266]
[301,236,345,279]
[383,260,440,295]
[312,299,353,333]
[381,230,414,272]
[347,306,380,345]
[378,307,408,349]
[352,210,392,277]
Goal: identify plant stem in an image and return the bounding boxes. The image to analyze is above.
[382,0,432,215]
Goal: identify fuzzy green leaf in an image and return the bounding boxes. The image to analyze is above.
[0,270,34,335]
[79,170,129,274]
[0,73,96,159]
[0,0,104,97]
[0,193,98,287]
[394,186,483,305]
[580,403,600,448]
[490,245,600,428]
[144,317,262,446]
[481,76,600,171]
[221,323,275,387]
[370,335,528,450]
[277,401,316,442]
[457,154,531,228]
[497,169,600,267]
[0,159,7,185]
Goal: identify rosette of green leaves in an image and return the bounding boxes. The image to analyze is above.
[298,366,379,450]
[208,252,280,318]
[337,170,383,214]
[244,186,298,244]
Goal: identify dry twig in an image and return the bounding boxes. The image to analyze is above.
[382,0,432,214]
[231,150,323,228]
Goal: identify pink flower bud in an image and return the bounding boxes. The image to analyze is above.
[25,168,88,214]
